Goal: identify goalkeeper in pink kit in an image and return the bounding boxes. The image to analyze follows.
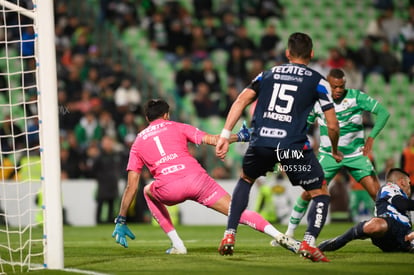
[112,99,299,254]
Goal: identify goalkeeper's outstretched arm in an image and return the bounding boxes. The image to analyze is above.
[112,170,139,248]
[202,121,250,146]
[118,170,141,217]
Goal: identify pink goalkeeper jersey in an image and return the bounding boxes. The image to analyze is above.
[126,119,207,182]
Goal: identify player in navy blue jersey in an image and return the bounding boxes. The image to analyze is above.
[319,168,414,253]
[216,32,342,262]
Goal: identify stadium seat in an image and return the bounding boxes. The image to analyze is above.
[390,73,410,88]
[364,73,386,96]
[210,49,229,71]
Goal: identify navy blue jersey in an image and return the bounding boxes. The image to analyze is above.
[248,63,334,150]
[375,182,412,228]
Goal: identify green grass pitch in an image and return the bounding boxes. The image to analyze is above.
[2,223,414,274]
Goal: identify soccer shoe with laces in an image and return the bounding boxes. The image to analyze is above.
[218,233,235,256]
[165,246,187,254]
[271,234,301,253]
[299,241,330,262]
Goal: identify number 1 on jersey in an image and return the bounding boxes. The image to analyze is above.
[153,136,166,156]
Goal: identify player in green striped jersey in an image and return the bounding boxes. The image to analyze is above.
[285,68,390,238]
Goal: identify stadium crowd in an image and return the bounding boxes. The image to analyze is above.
[2,0,414,223]
[52,0,413,178]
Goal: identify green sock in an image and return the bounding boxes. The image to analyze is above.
[286,196,310,236]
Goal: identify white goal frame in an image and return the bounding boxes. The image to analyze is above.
[0,0,63,270]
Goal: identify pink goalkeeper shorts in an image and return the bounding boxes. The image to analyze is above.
[150,172,228,207]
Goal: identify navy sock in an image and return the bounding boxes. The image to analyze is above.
[226,178,252,232]
[340,221,367,242]
[305,194,330,239]
[322,221,367,251]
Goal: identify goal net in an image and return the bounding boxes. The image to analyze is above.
[0,0,63,273]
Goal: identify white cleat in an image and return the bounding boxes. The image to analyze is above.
[273,234,301,254]
[165,247,187,255]
[270,239,279,247]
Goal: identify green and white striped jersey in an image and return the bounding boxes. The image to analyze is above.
[308,89,389,158]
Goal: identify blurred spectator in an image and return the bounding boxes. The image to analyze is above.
[71,31,91,56]
[63,15,80,38]
[246,56,265,81]
[74,111,103,150]
[175,57,199,97]
[343,58,364,90]
[366,14,387,42]
[58,89,81,131]
[244,0,285,21]
[198,58,221,94]
[60,131,83,179]
[355,37,382,79]
[166,19,190,62]
[378,157,395,182]
[192,82,220,118]
[201,14,219,50]
[91,136,122,224]
[99,110,117,139]
[114,77,142,115]
[193,0,213,19]
[86,45,105,70]
[373,0,394,10]
[0,116,26,157]
[259,24,282,60]
[20,26,35,56]
[63,66,84,102]
[336,36,358,63]
[214,11,238,51]
[377,40,400,82]
[398,4,414,50]
[231,25,257,60]
[189,25,209,61]
[117,112,139,145]
[400,133,414,196]
[100,87,119,122]
[27,117,39,148]
[326,47,346,69]
[104,0,139,32]
[148,12,168,51]
[83,67,102,97]
[221,84,241,118]
[257,0,285,21]
[380,7,404,46]
[401,39,414,80]
[226,46,248,91]
[75,90,94,115]
[55,25,71,57]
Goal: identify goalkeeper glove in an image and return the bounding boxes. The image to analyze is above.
[236,121,251,142]
[112,215,136,248]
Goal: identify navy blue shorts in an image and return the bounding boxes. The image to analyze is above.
[371,217,412,252]
[242,146,325,191]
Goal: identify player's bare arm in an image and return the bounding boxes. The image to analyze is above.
[363,102,389,156]
[118,170,141,216]
[363,136,374,156]
[216,88,256,160]
[323,108,343,162]
[203,133,239,146]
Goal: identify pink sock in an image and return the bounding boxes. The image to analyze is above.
[143,192,175,233]
[239,210,270,233]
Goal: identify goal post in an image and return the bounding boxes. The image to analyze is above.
[36,0,64,269]
[0,0,63,272]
